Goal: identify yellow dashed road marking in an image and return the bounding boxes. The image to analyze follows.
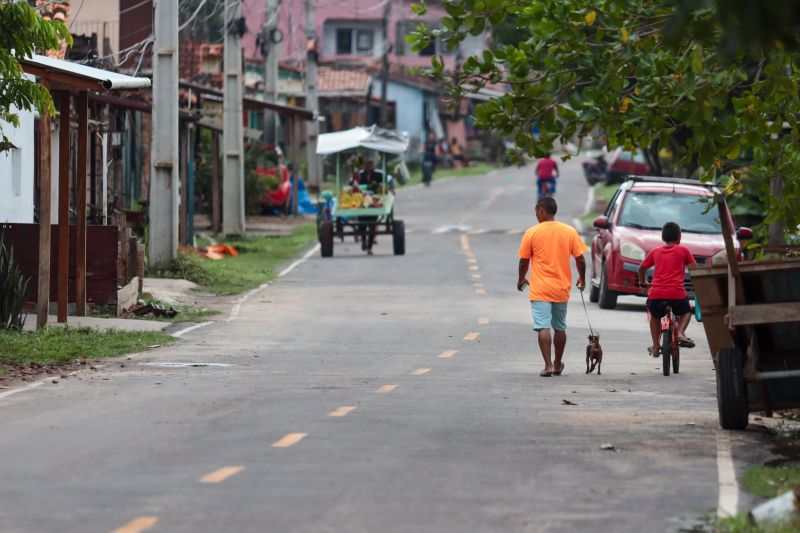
[469,229,489,235]
[464,332,480,340]
[471,274,481,279]
[439,350,458,358]
[410,368,431,376]
[468,265,479,271]
[271,433,308,448]
[478,317,490,325]
[200,466,244,484]
[467,258,477,263]
[111,516,158,533]
[460,234,470,252]
[376,385,397,393]
[329,406,357,417]
[475,288,486,294]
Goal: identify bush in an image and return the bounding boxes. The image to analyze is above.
[0,232,31,330]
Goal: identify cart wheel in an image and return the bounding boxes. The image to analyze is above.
[320,221,334,257]
[598,263,617,309]
[717,347,749,430]
[393,220,405,256]
[661,329,671,376]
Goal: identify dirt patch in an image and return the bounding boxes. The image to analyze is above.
[0,357,102,389]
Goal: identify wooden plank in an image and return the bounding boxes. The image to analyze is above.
[36,85,53,329]
[75,90,89,316]
[57,91,71,323]
[729,303,800,326]
[210,131,221,235]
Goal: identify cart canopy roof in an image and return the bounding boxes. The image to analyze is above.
[316,125,409,156]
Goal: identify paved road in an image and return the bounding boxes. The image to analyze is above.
[0,160,764,532]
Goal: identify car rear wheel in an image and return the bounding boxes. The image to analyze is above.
[598,263,618,309]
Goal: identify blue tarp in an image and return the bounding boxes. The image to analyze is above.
[287,176,317,215]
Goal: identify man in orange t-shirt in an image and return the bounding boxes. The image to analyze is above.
[517,197,588,377]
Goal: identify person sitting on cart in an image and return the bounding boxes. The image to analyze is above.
[349,159,390,255]
[349,159,394,194]
[638,221,697,357]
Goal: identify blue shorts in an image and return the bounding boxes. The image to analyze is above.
[531,301,568,331]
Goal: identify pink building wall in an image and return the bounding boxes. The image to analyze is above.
[243,0,483,69]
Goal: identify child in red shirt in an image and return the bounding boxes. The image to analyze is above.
[637,222,697,357]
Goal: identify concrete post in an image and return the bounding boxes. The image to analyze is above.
[223,0,246,234]
[149,0,180,269]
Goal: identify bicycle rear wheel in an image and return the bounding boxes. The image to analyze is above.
[661,328,671,376]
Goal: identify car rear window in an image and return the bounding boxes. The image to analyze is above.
[617,192,722,234]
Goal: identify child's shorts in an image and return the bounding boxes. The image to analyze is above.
[646,298,690,319]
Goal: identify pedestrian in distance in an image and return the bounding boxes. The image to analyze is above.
[535,152,559,200]
[422,131,438,187]
[517,197,588,377]
[638,221,697,357]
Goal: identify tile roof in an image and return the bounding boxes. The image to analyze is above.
[317,67,372,95]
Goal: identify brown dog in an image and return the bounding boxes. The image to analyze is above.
[585,333,603,375]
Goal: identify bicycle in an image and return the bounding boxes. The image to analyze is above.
[537,178,555,201]
[658,302,680,376]
[642,282,680,376]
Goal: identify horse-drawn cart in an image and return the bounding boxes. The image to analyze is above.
[690,197,800,429]
[315,126,408,258]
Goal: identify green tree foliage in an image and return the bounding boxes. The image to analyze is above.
[0,1,72,151]
[410,0,800,232]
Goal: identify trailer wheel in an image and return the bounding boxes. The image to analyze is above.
[717,347,749,430]
[393,220,405,256]
[320,222,334,257]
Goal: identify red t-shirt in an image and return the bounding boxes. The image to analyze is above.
[640,244,696,299]
[536,158,558,179]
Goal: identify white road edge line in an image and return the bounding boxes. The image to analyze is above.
[171,321,214,338]
[0,379,46,401]
[279,243,321,277]
[716,431,739,518]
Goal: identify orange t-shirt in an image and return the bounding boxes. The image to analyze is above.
[518,221,588,302]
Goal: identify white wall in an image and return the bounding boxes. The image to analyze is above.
[0,108,35,224]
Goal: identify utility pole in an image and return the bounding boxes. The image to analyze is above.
[304,0,319,187]
[149,0,179,269]
[379,0,391,127]
[223,0,246,234]
[262,0,280,145]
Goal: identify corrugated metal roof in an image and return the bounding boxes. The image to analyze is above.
[20,54,151,90]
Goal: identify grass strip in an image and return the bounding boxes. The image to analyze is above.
[0,327,173,366]
[155,223,317,296]
[741,462,800,499]
[717,512,800,533]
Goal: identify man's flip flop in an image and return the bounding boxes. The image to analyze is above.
[677,336,696,348]
[648,346,660,358]
[553,363,565,376]
[539,370,552,377]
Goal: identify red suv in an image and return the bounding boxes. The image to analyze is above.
[589,177,752,309]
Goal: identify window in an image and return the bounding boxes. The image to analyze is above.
[336,29,353,55]
[618,192,721,234]
[332,26,375,55]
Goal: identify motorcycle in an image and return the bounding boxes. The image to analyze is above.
[582,151,607,185]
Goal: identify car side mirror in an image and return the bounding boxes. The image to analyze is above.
[736,227,753,240]
[593,216,611,230]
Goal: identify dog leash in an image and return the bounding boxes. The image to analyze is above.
[579,289,596,338]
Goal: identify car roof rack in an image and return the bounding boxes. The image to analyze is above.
[623,175,719,188]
